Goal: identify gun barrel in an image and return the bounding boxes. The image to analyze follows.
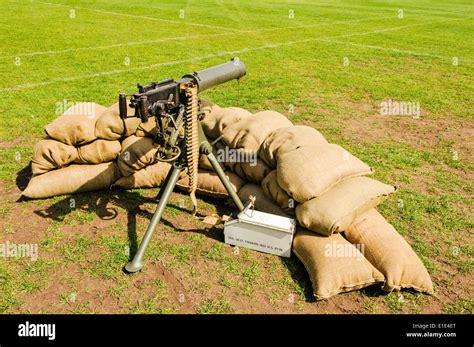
[182,58,246,92]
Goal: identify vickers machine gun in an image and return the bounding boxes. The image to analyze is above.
[120,58,246,273]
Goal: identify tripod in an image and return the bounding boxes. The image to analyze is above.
[124,122,245,273]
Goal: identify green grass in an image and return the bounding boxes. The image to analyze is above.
[198,297,233,314]
[0,0,472,313]
[444,297,474,314]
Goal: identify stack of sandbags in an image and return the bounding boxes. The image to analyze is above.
[23,100,433,300]
[237,183,386,299]
[257,127,398,237]
[294,207,434,299]
[236,183,433,299]
[199,106,432,299]
[201,109,292,183]
[293,229,385,300]
[201,105,395,237]
[344,209,434,294]
[23,103,126,199]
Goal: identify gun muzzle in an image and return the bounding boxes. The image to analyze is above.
[182,57,246,92]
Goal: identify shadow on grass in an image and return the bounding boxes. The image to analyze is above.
[17,161,234,253]
[359,286,387,298]
[281,257,315,303]
[16,161,32,191]
[16,163,312,298]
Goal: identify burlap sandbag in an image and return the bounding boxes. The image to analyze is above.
[95,102,141,140]
[198,147,226,171]
[277,144,373,203]
[114,161,172,189]
[135,117,158,138]
[31,139,79,175]
[176,169,245,199]
[228,158,271,183]
[117,136,159,176]
[293,229,384,300]
[237,183,289,217]
[45,103,106,145]
[200,99,221,120]
[201,107,252,140]
[222,110,292,153]
[22,162,121,199]
[261,170,296,215]
[296,177,396,236]
[259,125,328,168]
[75,139,121,164]
[345,209,434,294]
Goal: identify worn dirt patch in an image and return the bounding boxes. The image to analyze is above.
[344,113,473,158]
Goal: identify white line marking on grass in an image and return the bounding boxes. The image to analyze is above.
[1,15,402,59]
[36,0,241,32]
[0,33,235,59]
[240,15,399,32]
[2,17,470,93]
[288,1,471,17]
[317,39,474,63]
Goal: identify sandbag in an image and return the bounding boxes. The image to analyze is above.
[259,125,328,168]
[293,229,384,300]
[198,146,226,171]
[277,144,373,203]
[222,110,292,153]
[345,209,434,294]
[95,102,141,140]
[237,183,289,217]
[199,99,221,120]
[261,170,296,215]
[22,162,121,199]
[201,107,252,140]
[229,158,270,183]
[114,161,172,189]
[135,117,158,137]
[45,103,106,145]
[199,154,225,171]
[75,139,121,164]
[117,136,159,176]
[296,177,396,236]
[176,169,245,199]
[31,138,79,175]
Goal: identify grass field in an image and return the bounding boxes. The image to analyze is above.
[0,0,472,314]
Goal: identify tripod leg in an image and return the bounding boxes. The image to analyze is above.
[206,152,244,211]
[125,166,182,273]
[155,165,175,202]
[196,121,244,212]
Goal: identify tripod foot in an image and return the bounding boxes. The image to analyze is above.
[124,260,143,273]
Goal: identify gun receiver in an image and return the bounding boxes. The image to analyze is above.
[119,58,246,122]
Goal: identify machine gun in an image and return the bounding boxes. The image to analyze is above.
[120,58,246,273]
